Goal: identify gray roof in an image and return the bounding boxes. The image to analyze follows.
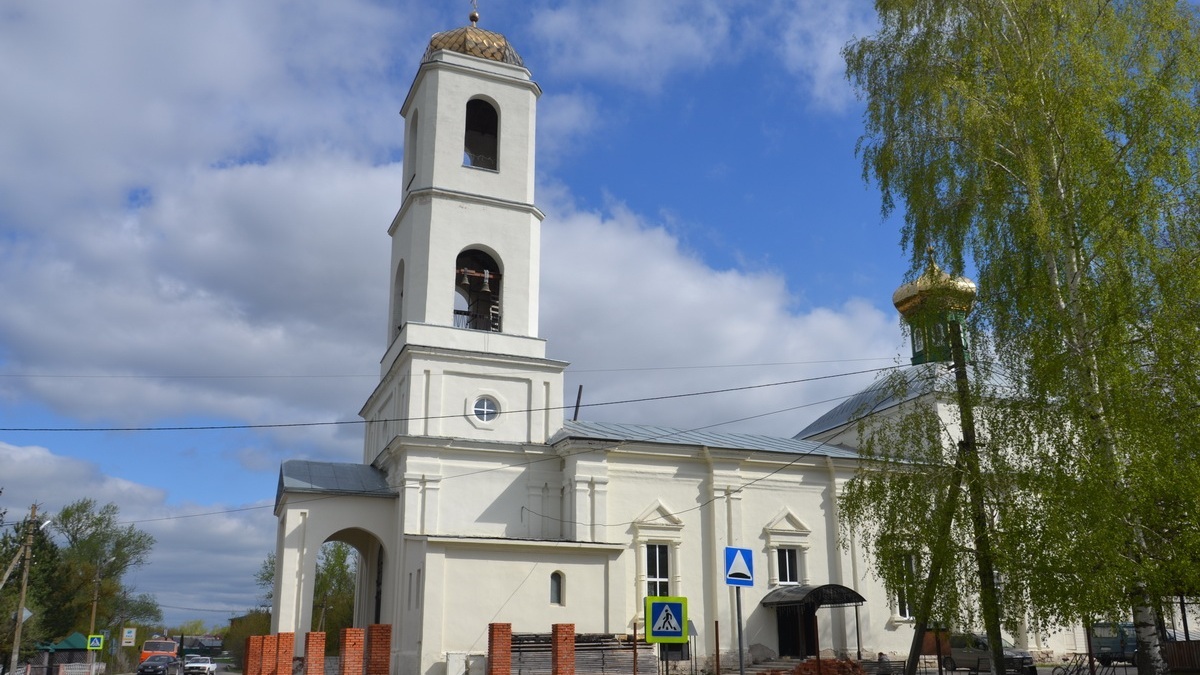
[794,363,950,440]
[552,419,858,460]
[277,459,394,507]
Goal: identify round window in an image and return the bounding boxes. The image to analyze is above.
[473,396,499,422]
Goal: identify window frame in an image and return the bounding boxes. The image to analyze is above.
[777,547,801,585]
[550,571,565,605]
[646,543,670,597]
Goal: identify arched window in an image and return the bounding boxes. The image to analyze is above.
[454,249,502,332]
[404,109,419,193]
[464,99,498,170]
[391,260,405,340]
[550,571,564,605]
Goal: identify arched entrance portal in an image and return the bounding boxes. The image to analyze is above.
[316,530,386,637]
[762,584,866,660]
[273,459,398,653]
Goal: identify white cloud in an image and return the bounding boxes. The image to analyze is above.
[528,0,734,91]
[537,92,606,167]
[0,157,398,432]
[540,195,903,438]
[0,442,275,625]
[0,1,415,230]
[767,0,878,110]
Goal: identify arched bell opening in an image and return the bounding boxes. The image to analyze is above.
[463,98,499,170]
[454,249,502,332]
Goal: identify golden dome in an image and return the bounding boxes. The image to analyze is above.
[892,248,977,318]
[424,13,525,67]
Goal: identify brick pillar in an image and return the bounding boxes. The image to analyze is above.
[304,633,327,675]
[262,635,278,675]
[340,627,366,675]
[366,624,392,675]
[246,635,265,675]
[276,633,295,675]
[487,623,512,675]
[552,624,575,675]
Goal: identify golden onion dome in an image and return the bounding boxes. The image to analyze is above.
[892,248,977,318]
[423,12,525,68]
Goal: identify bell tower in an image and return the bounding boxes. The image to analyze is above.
[361,14,566,455]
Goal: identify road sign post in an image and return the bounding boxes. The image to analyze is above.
[724,547,755,675]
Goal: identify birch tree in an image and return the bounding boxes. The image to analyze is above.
[845,2,1200,674]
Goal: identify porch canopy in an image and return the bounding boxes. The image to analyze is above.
[761,583,865,608]
[761,583,866,661]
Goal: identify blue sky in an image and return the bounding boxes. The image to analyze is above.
[0,0,913,629]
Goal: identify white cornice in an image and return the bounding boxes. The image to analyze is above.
[389,186,545,236]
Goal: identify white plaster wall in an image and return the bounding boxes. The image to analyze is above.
[600,450,718,648]
[404,449,534,538]
[414,540,621,675]
[408,52,538,205]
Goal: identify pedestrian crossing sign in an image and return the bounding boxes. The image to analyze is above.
[644,596,688,643]
[87,635,104,651]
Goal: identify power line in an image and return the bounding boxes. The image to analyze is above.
[0,356,898,380]
[0,366,898,433]
[5,363,904,528]
[105,376,897,527]
[156,603,241,614]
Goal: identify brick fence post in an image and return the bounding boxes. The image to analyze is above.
[366,624,392,675]
[262,635,278,675]
[487,623,512,675]
[340,627,366,675]
[246,635,265,675]
[304,633,327,675]
[552,624,575,675]
[275,633,295,675]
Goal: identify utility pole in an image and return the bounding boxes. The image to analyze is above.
[88,553,115,675]
[8,504,38,675]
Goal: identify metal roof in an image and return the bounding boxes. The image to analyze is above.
[551,419,859,460]
[277,459,394,506]
[794,363,950,440]
[761,583,866,608]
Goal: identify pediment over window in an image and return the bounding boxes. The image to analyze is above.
[633,499,684,540]
[764,508,811,544]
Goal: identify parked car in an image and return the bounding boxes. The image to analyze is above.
[1090,622,1136,666]
[183,656,218,675]
[138,655,179,675]
[943,633,1036,675]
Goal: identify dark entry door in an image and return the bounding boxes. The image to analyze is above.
[777,605,802,657]
[801,604,818,657]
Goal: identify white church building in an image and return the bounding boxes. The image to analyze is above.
[269,14,1079,675]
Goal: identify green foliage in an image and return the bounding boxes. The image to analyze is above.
[313,542,356,654]
[255,551,275,607]
[845,0,1200,669]
[225,610,271,669]
[253,541,357,651]
[48,499,158,639]
[174,619,207,636]
[0,499,160,657]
